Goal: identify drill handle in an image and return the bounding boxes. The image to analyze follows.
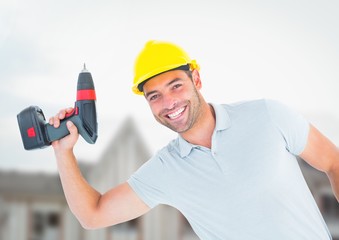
[45,101,97,144]
[45,115,80,142]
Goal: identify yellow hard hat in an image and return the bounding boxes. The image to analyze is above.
[132,40,200,95]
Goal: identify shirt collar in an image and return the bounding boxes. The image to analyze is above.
[211,103,231,132]
[177,103,231,158]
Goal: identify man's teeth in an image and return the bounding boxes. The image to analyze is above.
[168,107,185,119]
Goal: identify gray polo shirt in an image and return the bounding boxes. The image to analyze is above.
[128,99,332,239]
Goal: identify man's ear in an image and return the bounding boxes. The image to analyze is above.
[192,69,202,90]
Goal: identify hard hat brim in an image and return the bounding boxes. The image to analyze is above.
[136,64,190,93]
[132,62,199,95]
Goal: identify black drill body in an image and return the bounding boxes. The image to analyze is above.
[17,66,98,150]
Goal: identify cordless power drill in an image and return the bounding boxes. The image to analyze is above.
[17,65,98,150]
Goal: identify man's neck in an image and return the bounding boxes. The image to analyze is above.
[180,103,216,149]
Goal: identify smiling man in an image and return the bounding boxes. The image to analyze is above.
[50,40,338,239]
[143,69,212,145]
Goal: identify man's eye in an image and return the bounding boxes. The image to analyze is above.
[173,84,182,89]
[149,95,158,101]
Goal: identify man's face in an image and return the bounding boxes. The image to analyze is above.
[143,69,203,134]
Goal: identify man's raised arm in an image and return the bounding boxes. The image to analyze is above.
[50,109,150,229]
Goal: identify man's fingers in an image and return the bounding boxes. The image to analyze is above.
[65,107,74,113]
[58,109,66,119]
[49,108,74,128]
[48,116,60,128]
[49,117,54,125]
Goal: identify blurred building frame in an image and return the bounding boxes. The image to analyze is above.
[0,118,197,240]
[0,117,338,240]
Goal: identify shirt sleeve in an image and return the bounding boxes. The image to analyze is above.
[265,99,310,155]
[127,153,170,208]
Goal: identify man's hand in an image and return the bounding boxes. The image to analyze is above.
[48,108,79,152]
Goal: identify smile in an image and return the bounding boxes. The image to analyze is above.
[167,107,185,119]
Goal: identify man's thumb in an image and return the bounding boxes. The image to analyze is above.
[66,121,77,134]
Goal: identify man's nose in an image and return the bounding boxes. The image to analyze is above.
[162,93,177,110]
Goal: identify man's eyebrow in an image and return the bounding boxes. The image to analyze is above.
[167,78,182,87]
[144,78,182,99]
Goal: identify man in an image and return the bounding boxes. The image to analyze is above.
[50,40,338,239]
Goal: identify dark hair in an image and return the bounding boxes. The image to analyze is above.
[137,64,191,92]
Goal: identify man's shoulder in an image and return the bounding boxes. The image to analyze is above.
[214,99,281,130]
[219,98,269,117]
[222,98,266,109]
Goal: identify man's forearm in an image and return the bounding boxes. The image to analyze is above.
[55,150,101,228]
[327,161,339,202]
[299,125,339,203]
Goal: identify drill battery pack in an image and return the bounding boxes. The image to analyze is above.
[17,106,51,150]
